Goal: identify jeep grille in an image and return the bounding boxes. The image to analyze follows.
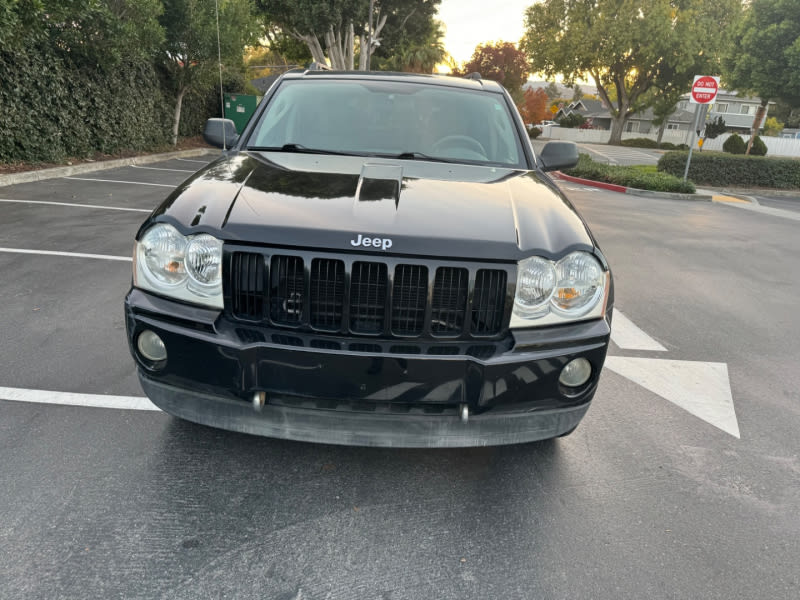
[228,250,511,339]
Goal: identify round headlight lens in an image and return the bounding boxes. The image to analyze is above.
[185,234,223,286]
[514,256,556,317]
[139,224,187,286]
[552,252,604,315]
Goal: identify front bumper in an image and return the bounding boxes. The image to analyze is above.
[126,289,612,447]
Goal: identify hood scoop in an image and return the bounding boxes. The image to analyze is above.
[353,163,403,223]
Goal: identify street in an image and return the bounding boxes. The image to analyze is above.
[1,158,799,599]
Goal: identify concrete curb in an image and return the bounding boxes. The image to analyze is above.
[0,148,219,188]
[553,171,713,202]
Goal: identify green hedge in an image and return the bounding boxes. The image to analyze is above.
[657,151,800,189]
[0,48,248,164]
[621,137,659,148]
[565,154,696,193]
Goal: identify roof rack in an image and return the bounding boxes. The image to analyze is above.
[308,61,331,71]
[464,72,482,80]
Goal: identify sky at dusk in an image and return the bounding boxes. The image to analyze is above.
[437,0,534,64]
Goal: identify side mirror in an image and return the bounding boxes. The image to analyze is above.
[203,118,239,149]
[538,141,579,172]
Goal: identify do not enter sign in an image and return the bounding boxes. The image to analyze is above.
[690,75,719,104]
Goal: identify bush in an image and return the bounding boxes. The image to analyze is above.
[660,142,677,150]
[748,135,767,156]
[676,144,689,151]
[657,151,800,189]
[620,137,659,148]
[565,154,696,193]
[528,126,542,139]
[557,113,586,128]
[723,133,747,154]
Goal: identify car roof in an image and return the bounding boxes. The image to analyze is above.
[281,69,506,94]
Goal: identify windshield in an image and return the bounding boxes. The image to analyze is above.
[246,79,527,168]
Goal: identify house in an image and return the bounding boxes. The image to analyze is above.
[554,91,773,134]
[675,91,774,133]
[554,98,695,133]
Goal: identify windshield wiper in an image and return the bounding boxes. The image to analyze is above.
[385,151,454,163]
[246,143,361,156]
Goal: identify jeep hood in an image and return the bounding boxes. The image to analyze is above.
[151,152,594,261]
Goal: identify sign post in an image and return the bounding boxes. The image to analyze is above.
[683,76,720,182]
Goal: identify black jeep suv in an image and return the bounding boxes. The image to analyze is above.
[125,69,613,447]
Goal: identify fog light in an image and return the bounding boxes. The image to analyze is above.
[137,330,167,362]
[559,358,592,387]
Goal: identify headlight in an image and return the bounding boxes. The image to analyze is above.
[511,251,608,328]
[514,256,556,318]
[134,224,223,309]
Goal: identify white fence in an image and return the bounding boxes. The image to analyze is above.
[541,125,800,158]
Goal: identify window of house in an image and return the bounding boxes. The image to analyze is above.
[666,123,679,130]
[714,103,728,113]
[740,105,753,115]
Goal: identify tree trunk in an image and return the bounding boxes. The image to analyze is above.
[365,0,375,70]
[171,86,187,146]
[656,121,666,146]
[608,111,628,145]
[346,23,354,70]
[358,36,368,70]
[293,30,328,65]
[745,99,768,155]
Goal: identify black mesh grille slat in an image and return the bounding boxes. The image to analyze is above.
[310,259,345,330]
[391,265,428,335]
[231,252,266,320]
[431,267,468,336]
[471,269,507,335]
[349,262,387,334]
[270,255,304,324]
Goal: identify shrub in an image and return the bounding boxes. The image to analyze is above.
[676,143,689,151]
[704,116,727,139]
[565,153,696,193]
[557,113,586,128]
[748,135,767,156]
[657,151,800,189]
[620,137,659,148]
[660,142,677,150]
[528,126,542,139]
[723,133,747,154]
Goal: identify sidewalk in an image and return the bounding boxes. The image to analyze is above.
[552,171,759,204]
[0,147,219,188]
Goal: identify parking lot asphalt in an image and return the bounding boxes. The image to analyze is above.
[1,156,799,599]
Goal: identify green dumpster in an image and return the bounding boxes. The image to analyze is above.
[223,94,261,134]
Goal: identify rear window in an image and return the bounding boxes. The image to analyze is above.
[246,79,526,168]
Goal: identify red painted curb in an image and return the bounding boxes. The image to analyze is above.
[552,171,627,194]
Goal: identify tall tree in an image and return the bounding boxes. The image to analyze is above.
[258,0,439,70]
[161,0,258,145]
[522,0,739,145]
[455,41,529,96]
[517,87,549,126]
[723,0,800,154]
[543,81,560,100]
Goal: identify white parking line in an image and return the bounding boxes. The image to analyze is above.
[0,198,150,213]
[0,247,131,261]
[0,386,158,411]
[131,165,195,173]
[611,309,668,351]
[65,177,176,188]
[176,158,213,164]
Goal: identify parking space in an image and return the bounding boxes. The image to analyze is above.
[2,158,799,599]
[752,194,800,213]
[0,155,217,399]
